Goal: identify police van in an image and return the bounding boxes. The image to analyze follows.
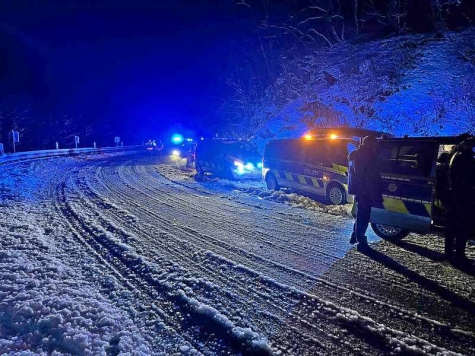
[195,139,262,180]
[261,128,391,205]
[367,134,472,240]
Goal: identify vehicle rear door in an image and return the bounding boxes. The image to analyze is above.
[370,140,438,233]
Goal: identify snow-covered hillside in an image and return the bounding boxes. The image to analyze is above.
[250,28,475,152]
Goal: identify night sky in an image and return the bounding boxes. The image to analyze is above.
[0,0,258,141]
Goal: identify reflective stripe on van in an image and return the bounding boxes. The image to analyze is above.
[200,161,221,170]
[332,164,348,174]
[277,170,325,188]
[380,195,432,218]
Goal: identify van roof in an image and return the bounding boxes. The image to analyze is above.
[379,134,472,145]
[268,137,356,143]
[306,127,394,139]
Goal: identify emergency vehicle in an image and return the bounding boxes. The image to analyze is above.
[170,140,197,167]
[367,134,472,240]
[195,139,262,179]
[261,128,391,205]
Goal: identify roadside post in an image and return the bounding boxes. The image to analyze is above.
[11,130,19,153]
[74,136,79,149]
[94,142,96,149]
[55,142,59,150]
[114,136,120,147]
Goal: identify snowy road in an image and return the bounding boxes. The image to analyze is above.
[1,151,474,355]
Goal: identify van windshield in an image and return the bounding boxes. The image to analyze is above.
[224,142,258,155]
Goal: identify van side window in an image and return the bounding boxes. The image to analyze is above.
[328,141,349,166]
[304,142,331,166]
[381,143,435,177]
[268,141,302,161]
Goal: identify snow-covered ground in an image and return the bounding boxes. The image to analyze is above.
[1,151,474,355]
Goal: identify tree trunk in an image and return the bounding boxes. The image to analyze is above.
[388,0,400,33]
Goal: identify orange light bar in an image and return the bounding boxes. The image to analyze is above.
[329,134,339,139]
[304,134,313,140]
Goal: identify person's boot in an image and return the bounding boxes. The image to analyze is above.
[349,232,357,245]
[357,241,370,252]
[453,249,469,266]
[357,236,369,251]
[357,236,368,245]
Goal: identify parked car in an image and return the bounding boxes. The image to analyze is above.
[170,141,197,167]
[195,139,262,179]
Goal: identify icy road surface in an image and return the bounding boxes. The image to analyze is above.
[1,151,474,355]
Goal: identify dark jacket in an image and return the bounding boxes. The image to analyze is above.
[348,145,383,202]
[449,149,475,199]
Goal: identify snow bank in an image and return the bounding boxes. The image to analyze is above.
[0,155,152,355]
[157,164,354,218]
[177,290,273,355]
[0,215,151,355]
[257,189,353,217]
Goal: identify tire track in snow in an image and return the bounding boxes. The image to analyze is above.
[69,161,394,352]
[149,160,475,355]
[56,164,277,355]
[68,156,475,356]
[72,161,339,354]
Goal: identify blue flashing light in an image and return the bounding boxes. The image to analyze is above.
[171,134,184,144]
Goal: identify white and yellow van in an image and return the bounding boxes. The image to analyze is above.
[262,128,392,205]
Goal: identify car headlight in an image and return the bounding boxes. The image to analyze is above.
[257,162,263,169]
[244,163,254,170]
[234,160,244,167]
[172,149,180,156]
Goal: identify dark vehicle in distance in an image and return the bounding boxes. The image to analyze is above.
[195,139,262,179]
[170,141,197,167]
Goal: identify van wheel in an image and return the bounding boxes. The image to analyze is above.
[327,183,346,205]
[266,173,280,191]
[371,223,409,240]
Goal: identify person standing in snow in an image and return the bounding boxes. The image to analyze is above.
[445,137,475,263]
[348,136,383,248]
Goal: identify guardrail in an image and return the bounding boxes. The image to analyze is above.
[0,145,143,166]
